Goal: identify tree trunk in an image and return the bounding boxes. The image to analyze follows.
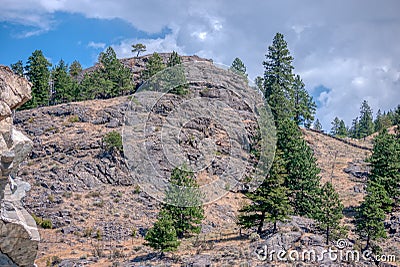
[257,211,266,234]
[365,234,370,250]
[326,226,329,245]
[273,221,277,233]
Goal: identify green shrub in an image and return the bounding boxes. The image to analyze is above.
[133,184,141,194]
[68,115,80,123]
[33,214,53,229]
[41,219,53,229]
[32,213,42,226]
[102,131,123,153]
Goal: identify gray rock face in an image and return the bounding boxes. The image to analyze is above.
[0,65,39,266]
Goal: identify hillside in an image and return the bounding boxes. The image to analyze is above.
[12,93,399,266]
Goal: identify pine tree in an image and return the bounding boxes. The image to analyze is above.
[368,129,400,206]
[374,109,383,132]
[293,75,316,128]
[51,59,73,104]
[167,51,182,67]
[356,181,392,249]
[142,52,166,80]
[277,119,321,217]
[254,76,264,94]
[238,150,292,234]
[145,211,180,255]
[314,119,323,131]
[315,182,344,245]
[131,43,146,57]
[337,120,348,137]
[80,47,133,99]
[69,60,82,79]
[263,33,295,123]
[358,100,374,139]
[24,50,52,108]
[394,105,400,137]
[10,60,24,76]
[230,57,248,80]
[161,166,204,238]
[350,117,360,139]
[69,60,82,101]
[166,51,188,95]
[98,46,132,97]
[330,117,341,136]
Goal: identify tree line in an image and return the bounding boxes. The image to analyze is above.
[318,100,400,139]
[10,43,186,109]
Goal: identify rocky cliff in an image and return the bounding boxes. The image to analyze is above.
[0,66,39,266]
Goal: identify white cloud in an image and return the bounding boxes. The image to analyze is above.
[88,41,106,49]
[112,31,184,59]
[1,0,400,130]
[191,31,208,41]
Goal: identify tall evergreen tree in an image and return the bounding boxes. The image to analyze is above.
[142,52,166,80]
[277,119,321,217]
[394,105,400,137]
[356,181,392,249]
[358,100,374,138]
[24,50,52,108]
[330,117,341,136]
[314,119,323,131]
[238,150,292,234]
[263,33,295,123]
[167,51,182,67]
[330,117,347,137]
[368,129,400,206]
[145,211,180,255]
[230,57,248,79]
[350,117,360,139]
[337,119,348,137]
[161,166,204,238]
[374,109,384,132]
[10,60,24,76]
[254,76,264,94]
[80,47,133,99]
[293,75,316,128]
[69,60,82,79]
[315,182,344,245]
[99,46,133,97]
[166,52,188,95]
[69,60,82,101]
[51,59,73,104]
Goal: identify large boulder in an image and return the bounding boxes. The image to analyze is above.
[0,65,39,266]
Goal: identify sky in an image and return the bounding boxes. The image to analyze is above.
[1,0,399,130]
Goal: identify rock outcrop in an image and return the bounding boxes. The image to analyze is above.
[0,66,39,266]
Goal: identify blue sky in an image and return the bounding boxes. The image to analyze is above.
[1,0,399,130]
[0,12,169,69]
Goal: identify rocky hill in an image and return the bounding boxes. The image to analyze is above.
[4,57,399,266]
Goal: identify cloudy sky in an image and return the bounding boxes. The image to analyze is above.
[1,0,399,130]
